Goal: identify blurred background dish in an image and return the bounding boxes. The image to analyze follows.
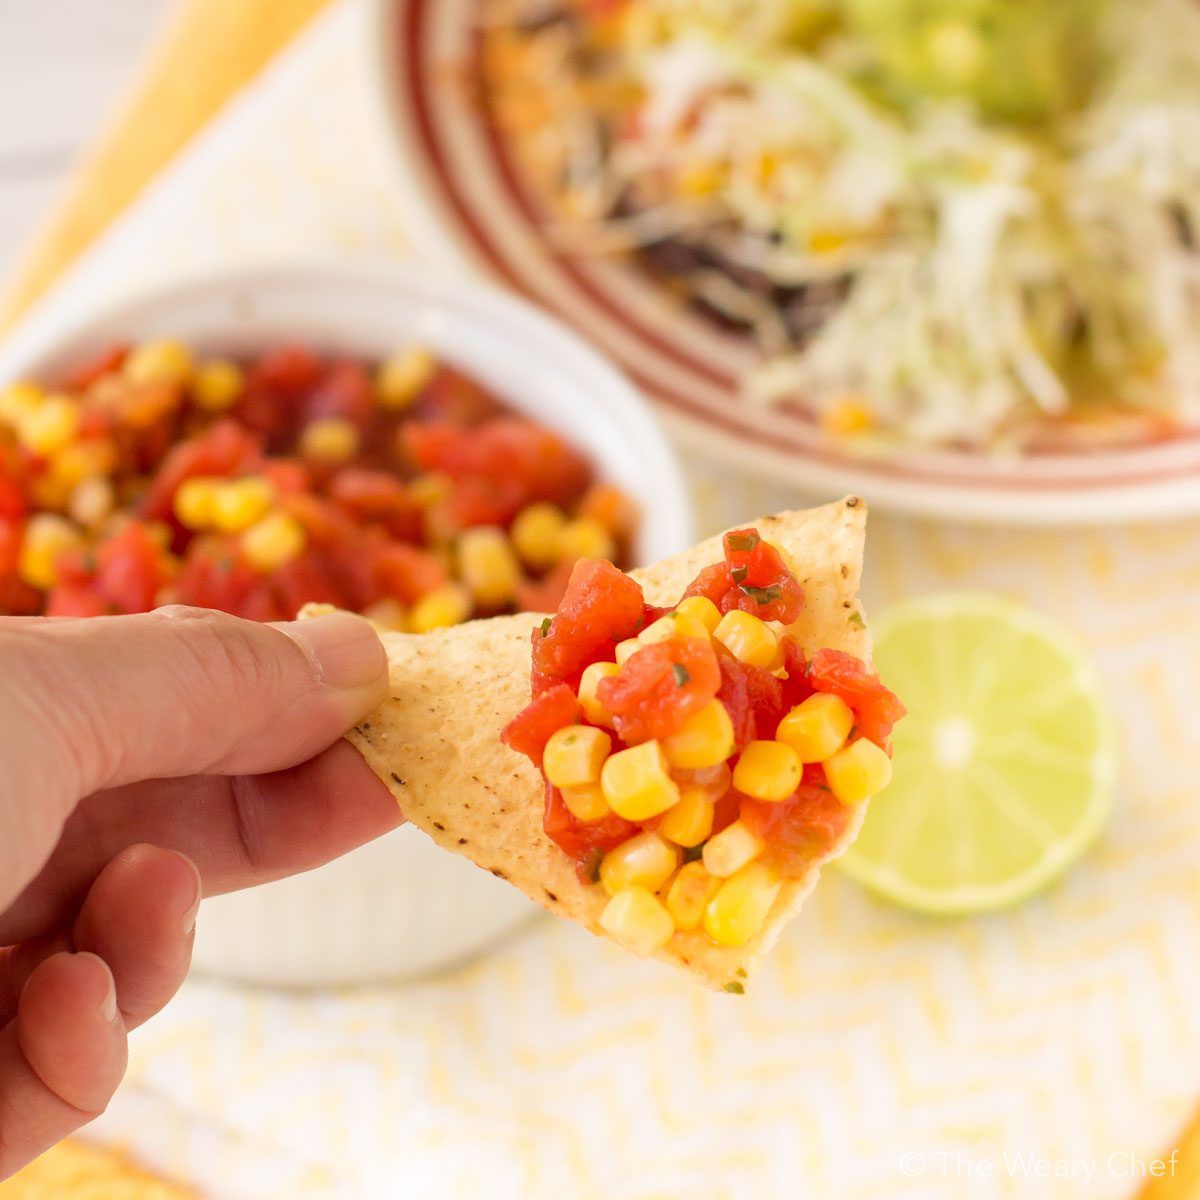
[366,0,1200,523]
[0,260,693,984]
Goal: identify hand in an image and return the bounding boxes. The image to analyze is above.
[0,606,398,1179]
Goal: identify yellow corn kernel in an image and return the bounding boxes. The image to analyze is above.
[124,338,193,386]
[173,476,223,531]
[658,786,715,847]
[561,782,612,823]
[18,514,83,590]
[457,526,521,607]
[732,739,802,802]
[376,346,436,410]
[409,472,451,509]
[614,637,641,666]
[598,887,675,954]
[409,583,472,632]
[677,761,732,802]
[599,830,679,896]
[714,609,779,668]
[49,439,117,490]
[0,381,42,425]
[510,502,566,568]
[677,160,723,199]
[665,861,721,931]
[69,477,115,528]
[824,737,893,805]
[704,862,781,947]
[675,594,722,634]
[776,692,854,762]
[600,740,680,821]
[300,417,360,464]
[364,597,408,631]
[211,477,275,534]
[578,482,636,536]
[661,700,735,770]
[543,724,612,789]
[638,608,712,646]
[17,395,81,457]
[242,511,307,573]
[821,394,875,437]
[192,360,244,413]
[578,660,619,725]
[702,819,764,878]
[556,517,615,563]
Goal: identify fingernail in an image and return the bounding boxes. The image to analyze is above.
[178,853,202,936]
[82,956,119,1024]
[281,613,387,691]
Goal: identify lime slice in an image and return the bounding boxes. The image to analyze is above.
[838,592,1117,915]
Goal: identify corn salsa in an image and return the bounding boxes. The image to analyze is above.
[502,529,905,955]
[0,339,636,623]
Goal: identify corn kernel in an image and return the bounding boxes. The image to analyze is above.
[578,660,619,725]
[376,346,436,410]
[665,862,721,930]
[124,339,193,386]
[364,598,408,631]
[511,502,566,568]
[600,740,680,821]
[192,360,244,412]
[457,526,521,607]
[714,610,779,668]
[561,783,612,823]
[614,637,641,666]
[658,786,715,847]
[69,477,114,528]
[17,395,80,457]
[732,740,802,802]
[824,737,893,805]
[409,473,451,509]
[578,483,636,536]
[556,516,614,563]
[677,161,723,199]
[409,583,472,632]
[49,439,117,489]
[174,476,223,531]
[301,416,360,463]
[776,692,854,762]
[675,594,721,633]
[599,831,679,896]
[598,887,675,954]
[211,477,275,534]
[661,699,735,770]
[638,609,711,646]
[242,511,307,573]
[18,514,83,590]
[702,819,764,878]
[0,381,42,425]
[704,862,781,947]
[543,724,612,789]
[821,394,875,437]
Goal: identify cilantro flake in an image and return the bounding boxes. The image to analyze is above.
[848,611,866,630]
[741,584,782,606]
[672,663,691,686]
[539,617,552,636]
[727,532,760,552]
[723,981,746,994]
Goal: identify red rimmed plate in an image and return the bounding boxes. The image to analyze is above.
[364,0,1200,524]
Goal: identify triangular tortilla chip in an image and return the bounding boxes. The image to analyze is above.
[327,497,870,989]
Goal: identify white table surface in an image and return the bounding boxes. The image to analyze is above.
[0,0,170,281]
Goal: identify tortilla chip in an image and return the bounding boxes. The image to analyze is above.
[324,497,870,989]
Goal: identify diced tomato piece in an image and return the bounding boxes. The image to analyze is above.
[94,521,169,614]
[260,458,310,496]
[740,780,850,878]
[531,558,645,692]
[413,366,500,426]
[174,543,261,613]
[249,344,323,396]
[141,419,261,519]
[597,634,720,743]
[778,635,815,710]
[60,342,129,390]
[715,646,785,748]
[681,529,804,623]
[515,561,574,614]
[0,518,23,576]
[330,469,422,541]
[373,541,447,605]
[0,574,42,616]
[271,551,347,618]
[543,784,638,878]
[502,684,583,766]
[45,585,109,618]
[441,475,525,532]
[307,360,373,427]
[0,475,26,521]
[281,493,359,547]
[809,648,906,749]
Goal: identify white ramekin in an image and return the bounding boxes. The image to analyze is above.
[0,261,694,986]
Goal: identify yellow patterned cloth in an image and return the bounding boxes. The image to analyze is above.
[3,4,1200,1197]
